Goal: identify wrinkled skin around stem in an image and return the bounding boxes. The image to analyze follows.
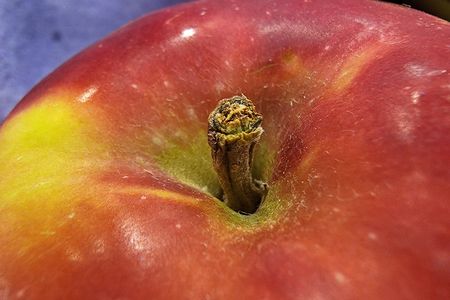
[0,0,449,299]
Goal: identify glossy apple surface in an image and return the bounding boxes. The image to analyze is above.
[1,0,449,299]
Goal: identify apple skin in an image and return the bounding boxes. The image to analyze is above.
[0,0,449,299]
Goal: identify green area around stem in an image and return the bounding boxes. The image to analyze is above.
[152,133,222,198]
[151,129,287,230]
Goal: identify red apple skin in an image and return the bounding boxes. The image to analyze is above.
[1,0,449,299]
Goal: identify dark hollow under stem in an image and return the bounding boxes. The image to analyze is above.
[207,95,268,214]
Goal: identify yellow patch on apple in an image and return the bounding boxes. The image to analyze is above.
[0,94,110,210]
[333,43,386,92]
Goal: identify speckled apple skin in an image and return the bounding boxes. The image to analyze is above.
[1,0,449,299]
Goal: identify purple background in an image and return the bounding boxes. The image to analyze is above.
[0,0,188,121]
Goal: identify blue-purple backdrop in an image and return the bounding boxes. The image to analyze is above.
[0,0,188,121]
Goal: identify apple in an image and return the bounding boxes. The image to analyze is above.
[1,0,449,299]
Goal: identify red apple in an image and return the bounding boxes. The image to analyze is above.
[1,0,449,299]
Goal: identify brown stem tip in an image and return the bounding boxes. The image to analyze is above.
[208,95,268,214]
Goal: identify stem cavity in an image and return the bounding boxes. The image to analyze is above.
[208,95,268,214]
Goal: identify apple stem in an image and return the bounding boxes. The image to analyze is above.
[208,95,268,214]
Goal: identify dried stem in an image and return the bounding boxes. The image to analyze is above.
[208,95,268,214]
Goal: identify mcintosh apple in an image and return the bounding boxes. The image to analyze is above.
[0,0,449,299]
